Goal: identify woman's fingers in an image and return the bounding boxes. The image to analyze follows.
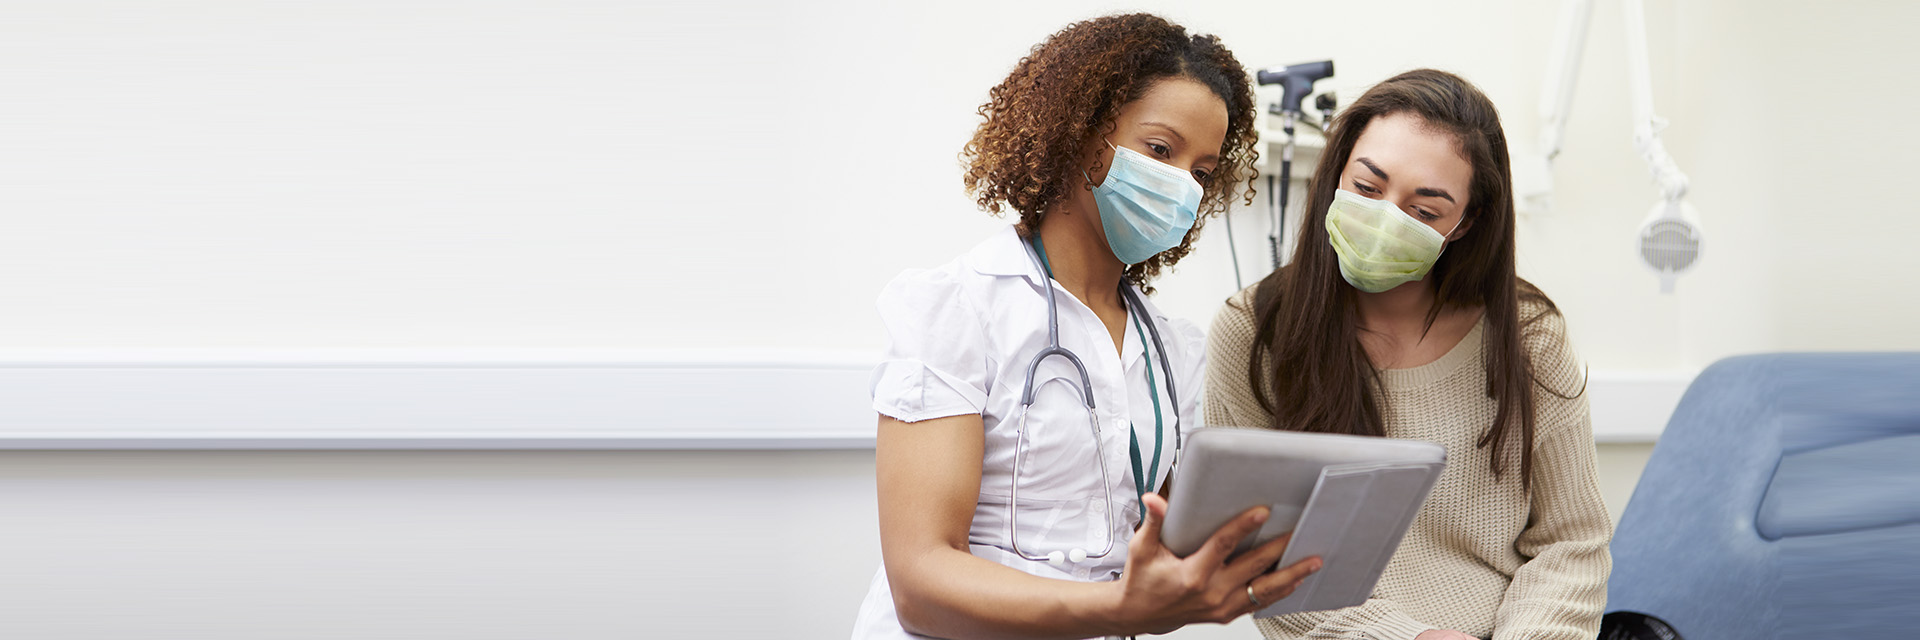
[1245,556,1323,609]
[1221,531,1293,583]
[1190,504,1269,566]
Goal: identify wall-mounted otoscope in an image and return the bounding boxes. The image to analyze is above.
[1255,60,1334,270]
[1257,61,1334,117]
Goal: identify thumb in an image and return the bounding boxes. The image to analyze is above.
[1136,492,1168,545]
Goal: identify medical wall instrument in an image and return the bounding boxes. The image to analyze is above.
[1256,60,1336,273]
[1005,236,1182,567]
[1222,60,1337,289]
[1525,0,1701,293]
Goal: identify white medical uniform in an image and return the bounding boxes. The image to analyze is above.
[851,226,1207,640]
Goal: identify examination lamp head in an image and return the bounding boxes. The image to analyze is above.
[1257,60,1335,116]
[1638,199,1702,294]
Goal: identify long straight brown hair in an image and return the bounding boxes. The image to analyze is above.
[1247,69,1573,489]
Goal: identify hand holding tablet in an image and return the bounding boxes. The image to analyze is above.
[1160,427,1446,617]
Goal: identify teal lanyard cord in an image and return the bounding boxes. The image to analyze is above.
[1032,235,1054,276]
[1029,235,1165,521]
[1126,311,1164,520]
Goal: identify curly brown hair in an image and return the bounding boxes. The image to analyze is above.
[961,13,1261,290]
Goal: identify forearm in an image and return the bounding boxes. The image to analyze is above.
[879,412,1124,639]
[1254,598,1437,640]
[1488,540,1609,640]
[889,545,1123,640]
[1492,407,1611,639]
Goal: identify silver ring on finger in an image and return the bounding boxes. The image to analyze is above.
[1246,584,1264,607]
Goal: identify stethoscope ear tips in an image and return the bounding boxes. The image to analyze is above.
[1047,551,1066,566]
[1068,548,1089,563]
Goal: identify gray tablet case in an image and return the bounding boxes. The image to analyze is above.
[1160,427,1445,617]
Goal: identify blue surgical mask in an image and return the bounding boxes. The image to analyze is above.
[1088,141,1203,265]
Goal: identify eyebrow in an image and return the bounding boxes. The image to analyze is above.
[1355,157,1389,180]
[1354,157,1456,204]
[1139,121,1186,143]
[1139,121,1220,162]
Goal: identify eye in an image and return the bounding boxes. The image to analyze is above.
[1147,142,1171,157]
[1350,180,1380,195]
[1412,208,1441,222]
[1192,168,1213,185]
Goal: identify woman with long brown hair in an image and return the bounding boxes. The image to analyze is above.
[1205,69,1611,640]
[853,14,1320,639]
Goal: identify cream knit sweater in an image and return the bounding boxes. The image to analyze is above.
[1204,286,1612,640]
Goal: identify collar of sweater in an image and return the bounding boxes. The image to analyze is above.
[1375,315,1485,391]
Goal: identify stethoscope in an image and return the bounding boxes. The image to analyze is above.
[1007,235,1182,567]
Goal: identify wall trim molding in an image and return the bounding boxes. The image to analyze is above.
[1584,369,1695,443]
[0,349,1689,449]
[0,349,876,450]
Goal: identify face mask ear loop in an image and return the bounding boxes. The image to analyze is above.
[1083,138,1118,189]
[1433,214,1468,259]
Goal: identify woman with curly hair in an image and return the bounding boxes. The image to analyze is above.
[853,13,1321,640]
[1205,70,1611,640]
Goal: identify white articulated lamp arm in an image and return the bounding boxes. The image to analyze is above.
[1527,0,1701,292]
[1622,0,1701,293]
[1538,0,1594,165]
[1623,0,1690,202]
[1520,0,1593,216]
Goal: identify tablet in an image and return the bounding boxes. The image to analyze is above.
[1160,427,1445,617]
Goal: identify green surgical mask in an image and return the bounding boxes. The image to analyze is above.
[1324,188,1463,293]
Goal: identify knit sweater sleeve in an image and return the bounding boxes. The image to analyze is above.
[1490,309,1613,640]
[1253,599,1440,640]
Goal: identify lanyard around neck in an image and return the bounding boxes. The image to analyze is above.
[1029,235,1165,519]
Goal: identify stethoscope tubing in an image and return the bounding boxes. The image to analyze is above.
[1006,236,1182,566]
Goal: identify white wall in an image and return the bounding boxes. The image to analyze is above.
[5,1,1912,355]
[0,450,884,639]
[1,0,1913,638]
